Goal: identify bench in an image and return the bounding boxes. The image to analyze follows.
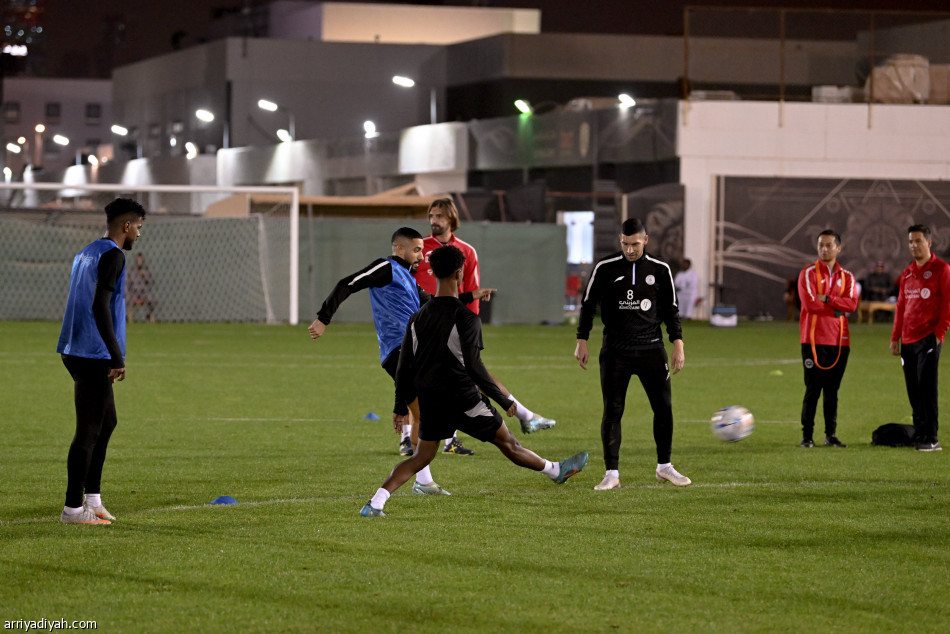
[857,300,896,324]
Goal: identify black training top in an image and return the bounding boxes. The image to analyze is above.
[93,248,126,367]
[576,251,682,352]
[395,296,511,411]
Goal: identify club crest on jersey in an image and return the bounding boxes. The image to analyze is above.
[922,288,931,299]
[645,274,655,285]
[640,298,652,311]
[924,271,933,279]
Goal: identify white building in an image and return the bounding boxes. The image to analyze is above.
[2,77,113,174]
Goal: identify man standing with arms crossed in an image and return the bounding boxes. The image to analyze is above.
[574,218,689,490]
[797,230,857,448]
[57,198,146,524]
[415,197,555,455]
[890,224,950,452]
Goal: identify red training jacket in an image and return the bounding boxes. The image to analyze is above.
[798,260,858,346]
[891,253,950,345]
[414,233,481,314]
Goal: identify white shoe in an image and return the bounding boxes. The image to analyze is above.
[593,475,621,490]
[412,481,452,496]
[520,416,556,434]
[60,508,110,525]
[656,465,691,487]
[84,503,116,521]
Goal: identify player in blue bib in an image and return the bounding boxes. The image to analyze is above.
[57,198,146,524]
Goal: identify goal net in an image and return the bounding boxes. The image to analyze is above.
[0,183,300,324]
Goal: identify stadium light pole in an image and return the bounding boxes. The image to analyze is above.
[258,99,296,141]
[195,108,230,150]
[392,75,437,125]
[514,99,533,115]
[111,123,141,160]
[5,142,21,177]
[33,123,45,168]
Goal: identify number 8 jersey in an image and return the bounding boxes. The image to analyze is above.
[576,251,682,353]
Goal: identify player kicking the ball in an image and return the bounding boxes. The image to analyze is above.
[360,245,587,517]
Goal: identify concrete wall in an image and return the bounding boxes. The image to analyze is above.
[112,38,447,154]
[22,155,223,214]
[112,42,230,158]
[217,139,328,195]
[856,19,950,64]
[447,33,856,87]
[317,2,540,45]
[678,100,950,317]
[109,30,862,163]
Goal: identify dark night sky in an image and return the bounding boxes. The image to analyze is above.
[31,0,950,78]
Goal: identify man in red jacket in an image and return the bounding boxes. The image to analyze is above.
[890,224,950,452]
[798,230,858,448]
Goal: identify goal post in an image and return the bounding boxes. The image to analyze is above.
[0,182,300,325]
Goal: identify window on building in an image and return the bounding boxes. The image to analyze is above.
[170,120,184,134]
[45,102,61,124]
[3,101,20,124]
[85,103,101,125]
[148,123,160,138]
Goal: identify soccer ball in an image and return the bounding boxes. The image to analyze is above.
[710,406,754,442]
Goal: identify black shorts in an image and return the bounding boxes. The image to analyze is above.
[417,392,502,443]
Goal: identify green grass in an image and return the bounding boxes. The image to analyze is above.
[1,319,948,632]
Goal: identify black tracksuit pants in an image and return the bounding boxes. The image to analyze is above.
[62,355,118,508]
[900,334,941,445]
[599,346,673,468]
[801,344,850,439]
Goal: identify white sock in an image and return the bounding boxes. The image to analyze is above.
[400,425,411,440]
[84,493,101,507]
[415,465,434,486]
[445,433,457,448]
[63,506,83,515]
[541,460,559,478]
[606,469,619,479]
[370,488,391,510]
[511,395,535,422]
[657,463,671,471]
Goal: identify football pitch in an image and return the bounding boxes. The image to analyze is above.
[1,319,947,632]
